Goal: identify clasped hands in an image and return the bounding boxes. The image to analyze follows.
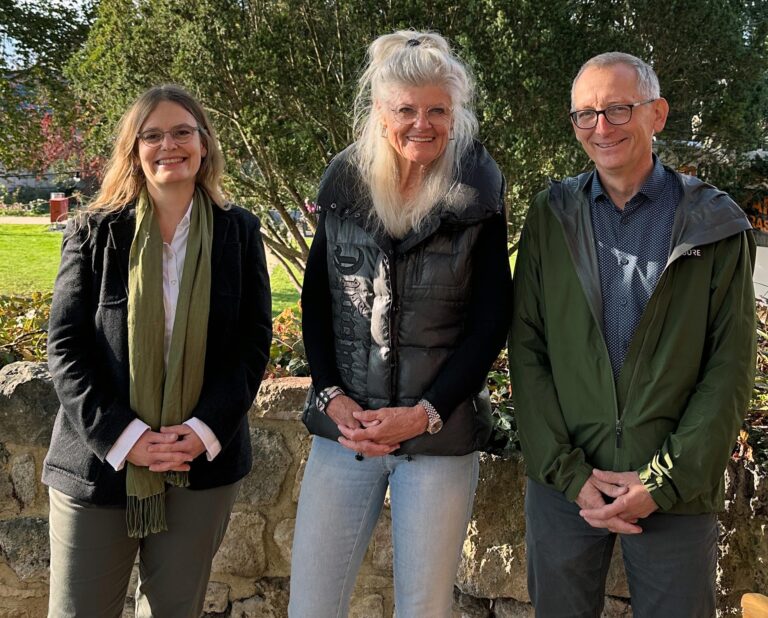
[576,469,658,534]
[126,424,206,472]
[327,395,428,457]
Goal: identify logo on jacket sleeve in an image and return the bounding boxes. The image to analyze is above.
[334,245,365,275]
[682,248,702,257]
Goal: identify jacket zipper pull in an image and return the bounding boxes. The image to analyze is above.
[615,419,623,448]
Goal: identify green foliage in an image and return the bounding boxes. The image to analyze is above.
[266,304,309,378]
[738,300,768,465]
[1,183,56,205]
[0,200,47,216]
[0,0,97,174]
[66,0,768,271]
[485,348,520,457]
[0,292,51,367]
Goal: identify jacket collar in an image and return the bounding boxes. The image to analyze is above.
[547,164,753,331]
[317,140,504,254]
[106,206,136,295]
[106,201,230,294]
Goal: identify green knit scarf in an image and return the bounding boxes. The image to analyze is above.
[126,187,213,538]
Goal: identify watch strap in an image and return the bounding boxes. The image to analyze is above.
[317,386,345,413]
[419,398,443,434]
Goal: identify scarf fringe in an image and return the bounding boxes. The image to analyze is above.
[165,471,190,488]
[127,493,167,539]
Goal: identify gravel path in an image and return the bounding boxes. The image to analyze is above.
[0,216,53,225]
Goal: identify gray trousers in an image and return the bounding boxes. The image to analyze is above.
[48,482,240,618]
[525,479,717,618]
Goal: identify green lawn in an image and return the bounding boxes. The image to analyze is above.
[270,263,301,316]
[0,224,63,294]
[0,224,300,316]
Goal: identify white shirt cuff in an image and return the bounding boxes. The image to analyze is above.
[106,419,150,471]
[184,418,221,461]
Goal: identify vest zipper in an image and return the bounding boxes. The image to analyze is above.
[385,249,400,405]
[389,250,400,406]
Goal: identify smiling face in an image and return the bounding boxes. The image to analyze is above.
[571,63,668,182]
[137,100,206,194]
[379,84,452,170]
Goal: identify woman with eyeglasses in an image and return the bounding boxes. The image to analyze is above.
[44,84,272,617]
[289,30,512,617]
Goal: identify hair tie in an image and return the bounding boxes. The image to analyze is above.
[406,38,421,47]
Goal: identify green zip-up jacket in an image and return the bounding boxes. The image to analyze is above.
[510,168,756,514]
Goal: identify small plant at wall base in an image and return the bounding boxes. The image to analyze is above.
[736,299,768,465]
[0,293,52,367]
[485,348,521,457]
[265,304,309,378]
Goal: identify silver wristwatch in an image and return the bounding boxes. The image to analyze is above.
[419,399,443,434]
[316,386,345,413]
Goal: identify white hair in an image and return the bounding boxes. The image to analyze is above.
[352,30,478,238]
[571,52,661,109]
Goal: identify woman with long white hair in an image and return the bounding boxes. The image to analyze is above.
[290,30,512,617]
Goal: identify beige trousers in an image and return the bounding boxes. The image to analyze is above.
[48,481,240,618]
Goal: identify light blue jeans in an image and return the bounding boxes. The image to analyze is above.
[288,436,479,618]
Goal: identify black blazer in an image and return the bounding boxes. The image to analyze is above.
[43,202,272,506]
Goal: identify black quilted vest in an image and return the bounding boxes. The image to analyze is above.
[316,142,504,455]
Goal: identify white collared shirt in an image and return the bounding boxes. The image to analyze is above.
[106,201,221,470]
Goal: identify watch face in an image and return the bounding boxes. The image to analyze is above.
[429,419,443,434]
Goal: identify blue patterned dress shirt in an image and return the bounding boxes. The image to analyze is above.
[590,155,681,379]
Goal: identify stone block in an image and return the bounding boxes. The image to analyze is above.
[371,512,392,572]
[229,578,288,618]
[605,538,629,599]
[241,428,292,506]
[292,455,307,503]
[203,580,230,614]
[290,434,313,503]
[10,454,36,508]
[717,460,768,613]
[273,518,294,569]
[605,542,629,598]
[251,378,310,421]
[355,574,394,590]
[602,596,632,617]
[0,363,58,447]
[493,597,535,618]
[0,518,49,580]
[213,511,266,577]
[349,593,384,618]
[0,469,19,518]
[457,453,528,602]
[453,587,491,617]
[122,561,139,615]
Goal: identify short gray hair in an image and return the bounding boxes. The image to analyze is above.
[571,52,660,109]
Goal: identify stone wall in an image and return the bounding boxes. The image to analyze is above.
[0,362,766,617]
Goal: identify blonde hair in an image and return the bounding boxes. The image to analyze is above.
[89,84,226,212]
[353,30,478,238]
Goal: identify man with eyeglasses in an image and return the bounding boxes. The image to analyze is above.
[510,52,756,616]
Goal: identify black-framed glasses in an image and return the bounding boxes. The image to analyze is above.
[569,99,657,129]
[137,124,201,147]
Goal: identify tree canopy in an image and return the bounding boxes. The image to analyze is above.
[0,0,97,177]
[21,0,768,281]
